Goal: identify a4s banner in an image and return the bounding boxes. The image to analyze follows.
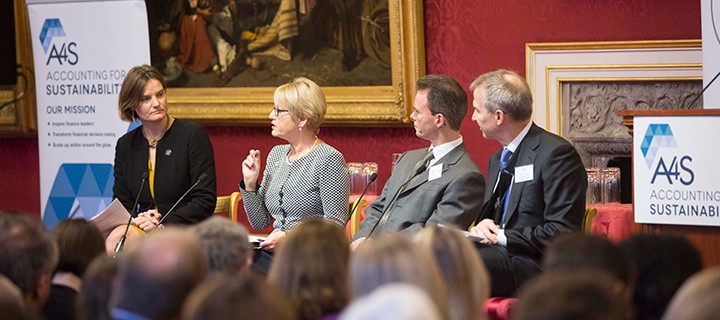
[26,0,149,228]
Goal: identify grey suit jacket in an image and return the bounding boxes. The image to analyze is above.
[353,143,485,239]
[485,123,587,260]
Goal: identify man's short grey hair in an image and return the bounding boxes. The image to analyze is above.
[194,217,251,276]
[469,69,533,121]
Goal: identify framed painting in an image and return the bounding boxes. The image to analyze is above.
[1,0,36,136]
[146,0,425,126]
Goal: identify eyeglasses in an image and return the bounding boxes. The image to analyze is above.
[272,106,289,117]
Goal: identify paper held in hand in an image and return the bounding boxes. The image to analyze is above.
[437,223,485,242]
[89,198,131,239]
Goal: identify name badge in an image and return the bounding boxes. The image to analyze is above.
[428,164,443,181]
[515,164,534,183]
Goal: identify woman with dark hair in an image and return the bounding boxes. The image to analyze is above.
[112,64,216,234]
[42,219,106,320]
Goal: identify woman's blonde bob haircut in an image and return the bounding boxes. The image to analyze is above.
[273,77,326,134]
[117,65,166,122]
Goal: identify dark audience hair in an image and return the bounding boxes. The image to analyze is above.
[77,255,118,320]
[621,234,703,320]
[0,274,30,320]
[416,74,468,130]
[50,219,106,277]
[662,266,720,320]
[543,233,633,286]
[193,216,252,276]
[114,228,206,320]
[182,274,295,320]
[514,270,632,320]
[0,211,58,296]
[268,218,350,320]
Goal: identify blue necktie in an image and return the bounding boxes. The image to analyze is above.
[499,148,513,226]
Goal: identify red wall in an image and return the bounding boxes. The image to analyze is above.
[0,0,701,217]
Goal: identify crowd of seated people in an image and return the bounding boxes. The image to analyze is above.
[1,209,719,320]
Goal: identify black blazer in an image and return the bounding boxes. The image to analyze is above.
[485,123,587,260]
[113,118,216,224]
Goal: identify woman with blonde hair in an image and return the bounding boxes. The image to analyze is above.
[240,77,350,252]
[268,219,350,320]
[349,233,449,319]
[416,226,491,320]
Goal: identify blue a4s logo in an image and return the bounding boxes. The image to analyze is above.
[651,156,694,185]
[641,124,694,186]
[39,18,78,65]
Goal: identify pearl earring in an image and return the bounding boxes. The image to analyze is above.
[299,126,303,131]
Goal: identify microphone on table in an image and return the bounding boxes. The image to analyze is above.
[156,173,208,227]
[349,172,378,215]
[114,171,148,258]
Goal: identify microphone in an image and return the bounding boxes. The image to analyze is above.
[687,69,720,109]
[349,172,378,216]
[156,173,208,226]
[114,171,148,258]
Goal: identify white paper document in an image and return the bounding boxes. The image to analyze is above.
[89,198,131,239]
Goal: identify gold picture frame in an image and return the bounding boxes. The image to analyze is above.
[1,0,36,136]
[6,0,425,134]
[167,0,425,126]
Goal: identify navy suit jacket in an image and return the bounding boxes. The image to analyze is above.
[485,123,587,260]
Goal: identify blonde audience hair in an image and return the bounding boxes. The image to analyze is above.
[268,219,350,320]
[349,233,449,319]
[662,267,720,320]
[273,77,327,133]
[416,226,491,320]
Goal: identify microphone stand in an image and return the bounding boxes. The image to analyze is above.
[113,172,148,258]
[155,173,208,227]
[349,172,377,216]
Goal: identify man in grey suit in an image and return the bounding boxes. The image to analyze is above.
[469,70,587,296]
[350,74,486,249]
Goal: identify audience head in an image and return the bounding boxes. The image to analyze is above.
[543,233,633,287]
[416,226,490,320]
[415,74,468,131]
[469,69,533,122]
[193,216,252,276]
[50,219,106,277]
[621,234,703,320]
[114,228,206,320]
[0,212,58,318]
[118,64,166,122]
[514,270,632,320]
[341,283,442,320]
[350,233,448,318]
[662,267,720,320]
[0,274,30,320]
[78,255,118,320]
[273,77,327,134]
[182,274,295,320]
[268,218,350,320]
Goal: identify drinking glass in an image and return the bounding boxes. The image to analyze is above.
[586,167,601,205]
[391,153,402,172]
[601,167,621,204]
[347,162,364,196]
[362,162,379,195]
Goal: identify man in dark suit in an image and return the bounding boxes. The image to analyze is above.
[350,74,486,249]
[469,69,587,296]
